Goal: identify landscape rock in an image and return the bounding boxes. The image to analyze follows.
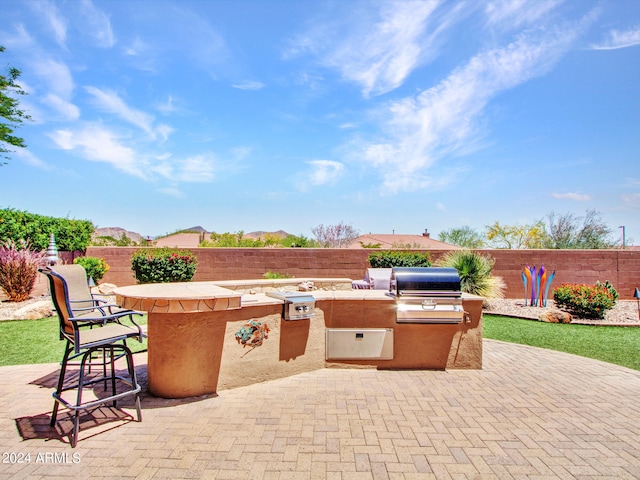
[297,281,316,291]
[538,309,572,324]
[12,300,55,320]
[93,283,118,295]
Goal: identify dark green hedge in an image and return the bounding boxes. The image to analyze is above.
[0,208,94,251]
[367,251,432,268]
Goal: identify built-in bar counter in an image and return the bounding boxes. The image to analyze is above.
[114,279,483,399]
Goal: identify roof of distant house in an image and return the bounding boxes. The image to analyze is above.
[348,233,460,250]
[154,233,203,249]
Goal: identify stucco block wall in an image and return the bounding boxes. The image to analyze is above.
[485,249,639,300]
[23,247,634,301]
[87,247,374,287]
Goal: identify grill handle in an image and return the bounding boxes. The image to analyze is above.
[421,299,436,310]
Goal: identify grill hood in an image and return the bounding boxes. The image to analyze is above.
[388,267,466,324]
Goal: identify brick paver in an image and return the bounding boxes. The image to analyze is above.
[1,340,639,479]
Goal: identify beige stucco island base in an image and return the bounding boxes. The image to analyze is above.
[114,279,483,399]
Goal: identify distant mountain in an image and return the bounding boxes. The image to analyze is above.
[181,226,208,233]
[244,230,290,239]
[93,227,145,244]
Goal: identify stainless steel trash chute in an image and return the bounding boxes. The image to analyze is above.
[388,267,468,324]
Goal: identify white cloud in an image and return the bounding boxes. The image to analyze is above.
[157,186,184,198]
[353,20,590,192]
[29,0,67,47]
[324,1,439,97]
[13,149,52,170]
[306,160,344,186]
[485,0,564,30]
[231,146,252,161]
[591,25,640,50]
[232,81,266,91]
[48,125,145,178]
[170,7,230,74]
[284,0,445,97]
[84,86,160,139]
[156,124,175,143]
[122,37,159,72]
[42,94,80,121]
[0,23,34,49]
[28,59,79,119]
[78,0,115,48]
[124,36,148,57]
[31,59,75,99]
[173,155,216,183]
[621,193,640,207]
[551,192,591,201]
[155,95,178,115]
[47,124,214,183]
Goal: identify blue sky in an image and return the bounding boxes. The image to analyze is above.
[1,0,639,243]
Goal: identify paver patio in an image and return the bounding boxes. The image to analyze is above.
[1,339,639,479]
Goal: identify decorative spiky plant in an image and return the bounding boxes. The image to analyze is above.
[435,250,505,299]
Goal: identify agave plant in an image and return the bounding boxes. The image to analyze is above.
[435,250,505,299]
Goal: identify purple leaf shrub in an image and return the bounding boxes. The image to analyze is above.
[0,240,46,302]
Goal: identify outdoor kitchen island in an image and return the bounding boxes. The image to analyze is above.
[114,279,483,399]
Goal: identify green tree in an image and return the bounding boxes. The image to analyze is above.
[485,220,546,249]
[0,46,31,165]
[438,226,485,248]
[280,234,316,248]
[201,231,265,247]
[543,210,616,249]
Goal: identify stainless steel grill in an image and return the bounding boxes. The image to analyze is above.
[265,291,316,320]
[388,267,466,324]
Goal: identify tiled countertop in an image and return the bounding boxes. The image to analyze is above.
[114,282,243,313]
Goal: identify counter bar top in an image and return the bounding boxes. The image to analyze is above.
[114,282,243,314]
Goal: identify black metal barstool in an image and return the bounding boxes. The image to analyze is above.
[40,265,144,447]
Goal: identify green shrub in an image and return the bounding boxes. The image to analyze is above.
[201,231,265,247]
[0,240,46,302]
[596,280,619,303]
[553,283,617,319]
[131,248,198,284]
[434,250,505,298]
[73,256,110,284]
[368,251,431,268]
[0,208,94,251]
[263,271,291,279]
[280,234,316,248]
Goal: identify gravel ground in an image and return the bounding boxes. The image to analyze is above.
[2,295,639,325]
[484,298,640,325]
[0,296,53,321]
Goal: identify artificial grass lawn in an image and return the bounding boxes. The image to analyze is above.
[483,314,640,371]
[0,315,148,367]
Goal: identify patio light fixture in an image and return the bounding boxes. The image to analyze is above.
[634,287,640,321]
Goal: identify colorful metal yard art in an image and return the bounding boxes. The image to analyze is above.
[522,264,555,307]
